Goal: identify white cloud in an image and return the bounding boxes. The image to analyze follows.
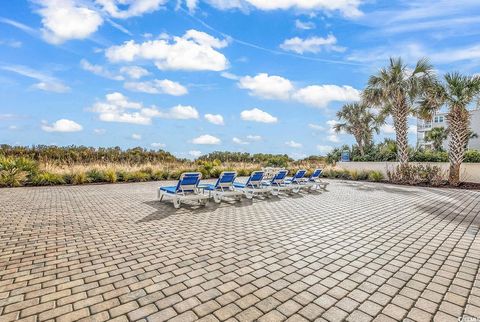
[381,124,395,134]
[204,114,224,125]
[220,72,240,80]
[0,39,22,48]
[185,0,199,12]
[317,145,334,154]
[151,142,166,148]
[285,140,302,148]
[158,105,199,119]
[240,108,278,123]
[36,0,103,44]
[90,92,198,125]
[95,0,166,18]
[308,123,325,131]
[205,0,363,17]
[325,119,341,142]
[124,79,188,96]
[42,119,83,132]
[119,66,149,79]
[192,134,221,145]
[189,150,202,158]
[233,137,249,145]
[237,73,360,109]
[295,19,315,30]
[280,35,344,54]
[246,135,262,141]
[1,64,70,93]
[238,73,294,100]
[327,134,340,143]
[80,59,124,80]
[105,29,229,71]
[292,85,360,108]
[93,128,106,134]
[131,133,142,140]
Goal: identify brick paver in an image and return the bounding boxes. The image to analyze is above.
[1,180,479,321]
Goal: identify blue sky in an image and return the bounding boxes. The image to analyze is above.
[1,0,479,159]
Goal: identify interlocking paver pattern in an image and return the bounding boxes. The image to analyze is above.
[1,180,479,321]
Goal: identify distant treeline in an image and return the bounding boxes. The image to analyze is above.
[0,145,180,164]
[198,151,295,166]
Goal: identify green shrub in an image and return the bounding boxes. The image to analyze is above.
[349,170,360,181]
[168,170,183,180]
[358,171,369,181]
[411,150,448,162]
[125,171,150,182]
[72,172,87,184]
[116,170,128,182]
[368,171,384,182]
[464,150,480,163]
[32,172,65,186]
[339,169,351,180]
[210,167,223,178]
[0,156,38,187]
[237,168,250,177]
[152,170,168,180]
[86,169,106,183]
[104,168,117,183]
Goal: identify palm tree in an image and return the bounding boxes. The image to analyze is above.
[363,57,435,166]
[424,127,448,151]
[334,103,380,156]
[420,73,480,185]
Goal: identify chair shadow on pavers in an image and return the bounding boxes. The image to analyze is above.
[351,182,417,195]
[138,196,284,222]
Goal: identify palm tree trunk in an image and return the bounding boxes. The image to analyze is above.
[354,133,365,156]
[394,104,409,166]
[448,111,469,186]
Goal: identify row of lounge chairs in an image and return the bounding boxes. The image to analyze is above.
[158,168,328,209]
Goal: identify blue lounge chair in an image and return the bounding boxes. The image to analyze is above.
[302,168,329,190]
[262,169,297,195]
[284,169,307,193]
[233,171,270,199]
[198,171,243,203]
[158,172,209,208]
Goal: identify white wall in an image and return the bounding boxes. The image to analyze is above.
[335,162,480,183]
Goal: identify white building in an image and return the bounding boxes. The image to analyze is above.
[417,108,480,150]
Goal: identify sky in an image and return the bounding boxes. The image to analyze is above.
[1,0,480,159]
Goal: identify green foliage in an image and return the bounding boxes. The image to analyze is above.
[368,171,384,182]
[0,156,38,187]
[199,151,292,166]
[32,172,65,186]
[410,150,448,162]
[72,172,87,185]
[464,150,480,163]
[210,167,223,178]
[125,171,151,182]
[0,144,180,165]
[104,169,117,183]
[86,169,106,183]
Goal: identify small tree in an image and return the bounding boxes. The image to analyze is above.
[334,103,380,156]
[424,127,448,151]
[420,72,480,185]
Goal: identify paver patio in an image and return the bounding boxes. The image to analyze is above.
[0,180,479,322]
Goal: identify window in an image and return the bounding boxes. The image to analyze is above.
[434,116,444,123]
